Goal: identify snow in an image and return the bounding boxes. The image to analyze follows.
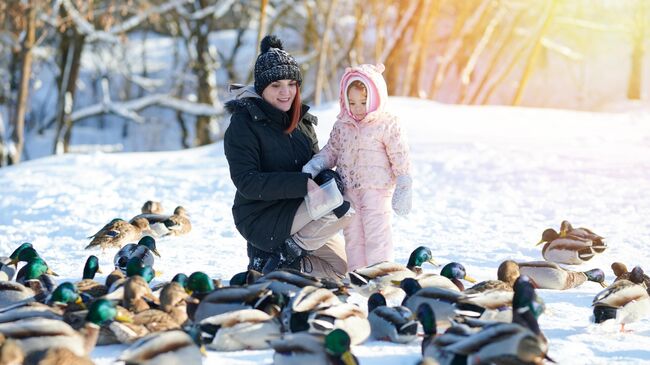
[1,98,650,364]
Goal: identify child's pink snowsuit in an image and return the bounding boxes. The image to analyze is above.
[315,64,411,270]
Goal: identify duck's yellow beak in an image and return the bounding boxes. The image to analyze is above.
[75,296,87,309]
[115,313,133,323]
[342,351,356,365]
[155,270,163,277]
[48,268,59,276]
[200,345,208,356]
[535,239,545,246]
[464,275,477,283]
[600,281,608,288]
[152,249,161,258]
[390,279,402,286]
[427,258,439,267]
[9,258,18,267]
[97,267,104,274]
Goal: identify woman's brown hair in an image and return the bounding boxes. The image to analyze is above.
[285,86,302,134]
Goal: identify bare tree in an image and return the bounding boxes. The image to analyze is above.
[8,0,38,165]
[627,0,647,100]
[511,0,558,105]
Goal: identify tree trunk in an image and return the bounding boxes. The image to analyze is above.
[468,8,526,104]
[192,0,216,146]
[428,0,479,99]
[413,0,443,98]
[314,0,338,106]
[256,0,268,49]
[458,4,505,103]
[8,0,36,165]
[53,3,86,154]
[511,0,558,106]
[627,1,646,100]
[400,0,427,96]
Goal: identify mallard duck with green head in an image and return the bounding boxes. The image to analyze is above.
[185,271,217,321]
[117,326,205,365]
[85,217,151,250]
[269,329,359,365]
[0,299,131,357]
[408,262,477,293]
[76,255,107,298]
[367,292,418,344]
[348,246,438,299]
[113,236,160,275]
[0,282,81,325]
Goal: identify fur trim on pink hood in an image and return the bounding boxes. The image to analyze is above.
[339,63,389,121]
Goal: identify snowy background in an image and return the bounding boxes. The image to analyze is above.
[1,98,650,364]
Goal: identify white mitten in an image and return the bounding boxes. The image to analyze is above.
[302,155,327,178]
[392,175,412,216]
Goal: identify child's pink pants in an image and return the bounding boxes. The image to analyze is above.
[344,188,394,271]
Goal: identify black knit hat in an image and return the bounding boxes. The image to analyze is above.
[254,35,302,95]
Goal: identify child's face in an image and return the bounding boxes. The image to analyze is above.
[348,87,367,120]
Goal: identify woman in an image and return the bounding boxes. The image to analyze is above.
[223,35,352,279]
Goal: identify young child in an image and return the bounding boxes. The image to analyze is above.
[302,63,412,271]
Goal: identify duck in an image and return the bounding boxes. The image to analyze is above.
[348,246,438,298]
[455,261,518,318]
[367,292,418,344]
[76,255,108,298]
[0,282,80,324]
[419,276,550,365]
[255,269,349,299]
[0,333,23,364]
[269,329,359,365]
[15,257,58,301]
[281,286,342,334]
[85,217,151,250]
[400,278,463,330]
[200,308,282,351]
[157,274,193,325]
[593,274,650,331]
[0,298,131,358]
[409,262,477,292]
[113,236,161,274]
[117,327,205,365]
[518,261,607,290]
[192,282,279,323]
[131,206,192,237]
[0,258,16,282]
[559,220,607,253]
[141,200,164,215]
[185,271,217,321]
[307,303,371,345]
[536,227,600,265]
[7,242,34,266]
[612,263,650,288]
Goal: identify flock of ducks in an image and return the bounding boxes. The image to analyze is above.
[0,211,648,365]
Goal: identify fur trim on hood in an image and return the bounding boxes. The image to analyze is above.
[225,84,261,113]
[338,63,389,121]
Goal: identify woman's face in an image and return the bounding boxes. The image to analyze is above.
[262,79,297,112]
[347,87,367,120]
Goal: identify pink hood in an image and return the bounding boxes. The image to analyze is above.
[338,63,389,122]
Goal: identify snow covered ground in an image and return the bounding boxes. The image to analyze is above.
[1,98,650,364]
